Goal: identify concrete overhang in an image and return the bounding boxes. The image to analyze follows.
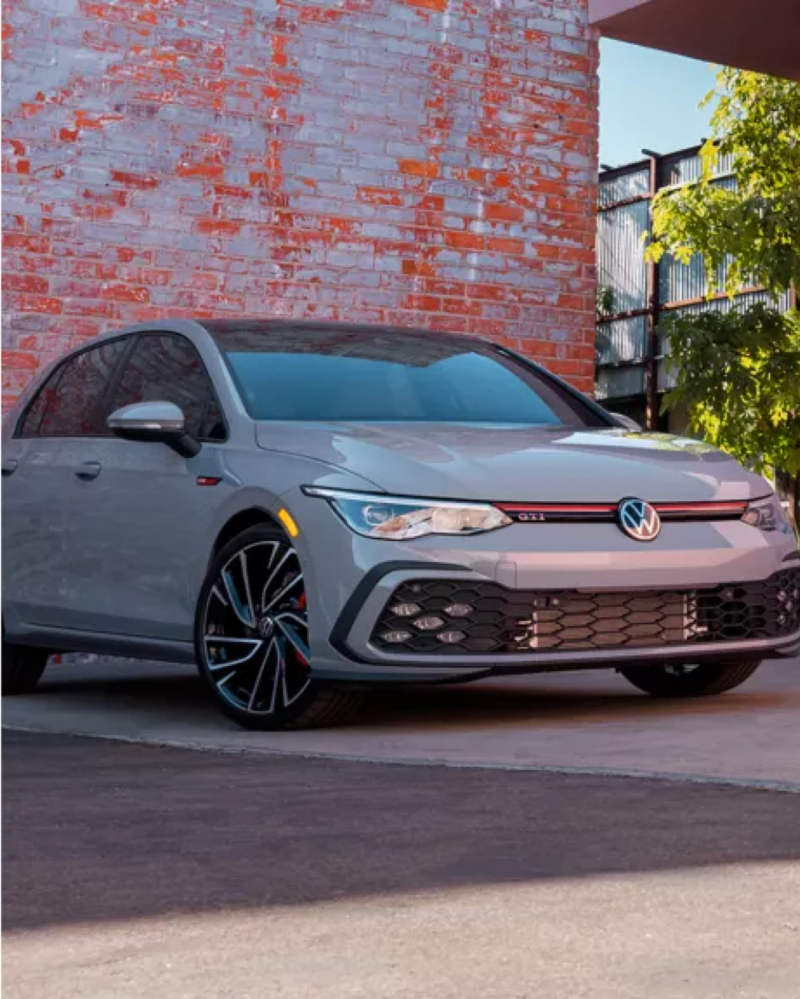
[590,0,800,81]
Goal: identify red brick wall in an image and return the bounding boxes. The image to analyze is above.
[2,0,598,408]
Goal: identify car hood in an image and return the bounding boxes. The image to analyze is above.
[255,423,771,503]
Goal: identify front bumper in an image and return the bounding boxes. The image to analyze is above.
[285,489,800,681]
[338,563,800,675]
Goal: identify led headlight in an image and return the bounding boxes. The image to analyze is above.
[742,495,793,534]
[303,487,512,540]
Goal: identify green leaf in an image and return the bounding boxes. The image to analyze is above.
[643,69,800,503]
[659,305,800,478]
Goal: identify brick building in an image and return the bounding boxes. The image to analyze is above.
[2,0,599,408]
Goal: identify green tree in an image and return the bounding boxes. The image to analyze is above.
[646,68,800,524]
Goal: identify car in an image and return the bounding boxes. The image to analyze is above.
[2,319,799,730]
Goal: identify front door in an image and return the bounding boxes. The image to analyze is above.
[61,331,230,642]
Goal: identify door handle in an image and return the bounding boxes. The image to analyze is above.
[2,459,18,477]
[75,461,102,481]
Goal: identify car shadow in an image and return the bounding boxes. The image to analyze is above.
[34,657,796,735]
[364,677,794,732]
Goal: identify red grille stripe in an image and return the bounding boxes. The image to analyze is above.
[654,502,747,513]
[497,503,617,513]
[495,500,748,519]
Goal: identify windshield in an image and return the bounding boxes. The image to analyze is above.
[209,324,607,427]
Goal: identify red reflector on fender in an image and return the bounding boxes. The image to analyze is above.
[196,476,221,487]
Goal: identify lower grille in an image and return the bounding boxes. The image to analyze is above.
[370,568,800,656]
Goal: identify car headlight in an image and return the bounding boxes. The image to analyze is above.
[742,495,793,534]
[303,487,512,540]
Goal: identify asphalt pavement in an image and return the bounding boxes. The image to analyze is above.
[4,655,800,997]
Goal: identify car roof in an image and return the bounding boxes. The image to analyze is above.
[94,318,494,351]
[199,318,489,346]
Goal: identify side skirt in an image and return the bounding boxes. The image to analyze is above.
[5,624,196,664]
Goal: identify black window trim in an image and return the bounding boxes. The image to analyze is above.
[15,358,67,439]
[100,333,139,428]
[14,330,230,443]
[493,344,617,428]
[13,332,135,440]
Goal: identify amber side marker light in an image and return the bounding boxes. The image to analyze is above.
[278,507,300,538]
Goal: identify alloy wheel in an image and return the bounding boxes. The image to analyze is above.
[201,540,311,716]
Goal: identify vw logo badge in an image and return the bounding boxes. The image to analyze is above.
[617,497,661,542]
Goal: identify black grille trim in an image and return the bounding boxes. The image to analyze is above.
[496,501,749,524]
[370,568,800,657]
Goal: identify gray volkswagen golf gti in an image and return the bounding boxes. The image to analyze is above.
[3,319,799,729]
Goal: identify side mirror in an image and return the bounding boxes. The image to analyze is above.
[107,401,201,458]
[610,412,643,432]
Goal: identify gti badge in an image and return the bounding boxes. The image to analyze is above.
[617,497,661,542]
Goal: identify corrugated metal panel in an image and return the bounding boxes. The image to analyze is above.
[597,199,649,312]
[657,356,677,392]
[660,150,736,188]
[596,315,647,365]
[599,167,649,209]
[596,365,646,401]
[659,253,706,303]
[716,151,736,176]
[661,152,703,187]
[659,250,747,303]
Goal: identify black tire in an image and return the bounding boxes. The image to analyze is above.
[619,659,762,698]
[2,640,49,695]
[195,524,364,731]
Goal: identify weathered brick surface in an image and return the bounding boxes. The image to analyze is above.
[2,0,598,407]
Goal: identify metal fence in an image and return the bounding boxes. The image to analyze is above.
[595,144,795,427]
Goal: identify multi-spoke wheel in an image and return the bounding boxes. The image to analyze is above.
[619,659,762,698]
[196,524,364,730]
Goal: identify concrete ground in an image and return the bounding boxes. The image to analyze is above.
[3,730,800,999]
[3,655,800,997]
[3,654,800,787]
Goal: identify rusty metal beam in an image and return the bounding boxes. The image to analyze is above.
[590,0,800,81]
[644,154,661,431]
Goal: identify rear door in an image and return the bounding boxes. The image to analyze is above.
[61,331,230,643]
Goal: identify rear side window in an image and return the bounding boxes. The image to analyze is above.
[108,334,226,441]
[18,368,61,437]
[19,339,129,438]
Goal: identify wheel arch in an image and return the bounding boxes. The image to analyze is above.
[210,507,283,561]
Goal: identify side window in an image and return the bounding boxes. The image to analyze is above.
[108,334,226,441]
[20,339,129,438]
[18,368,61,438]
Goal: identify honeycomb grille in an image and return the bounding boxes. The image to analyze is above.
[370,568,800,656]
